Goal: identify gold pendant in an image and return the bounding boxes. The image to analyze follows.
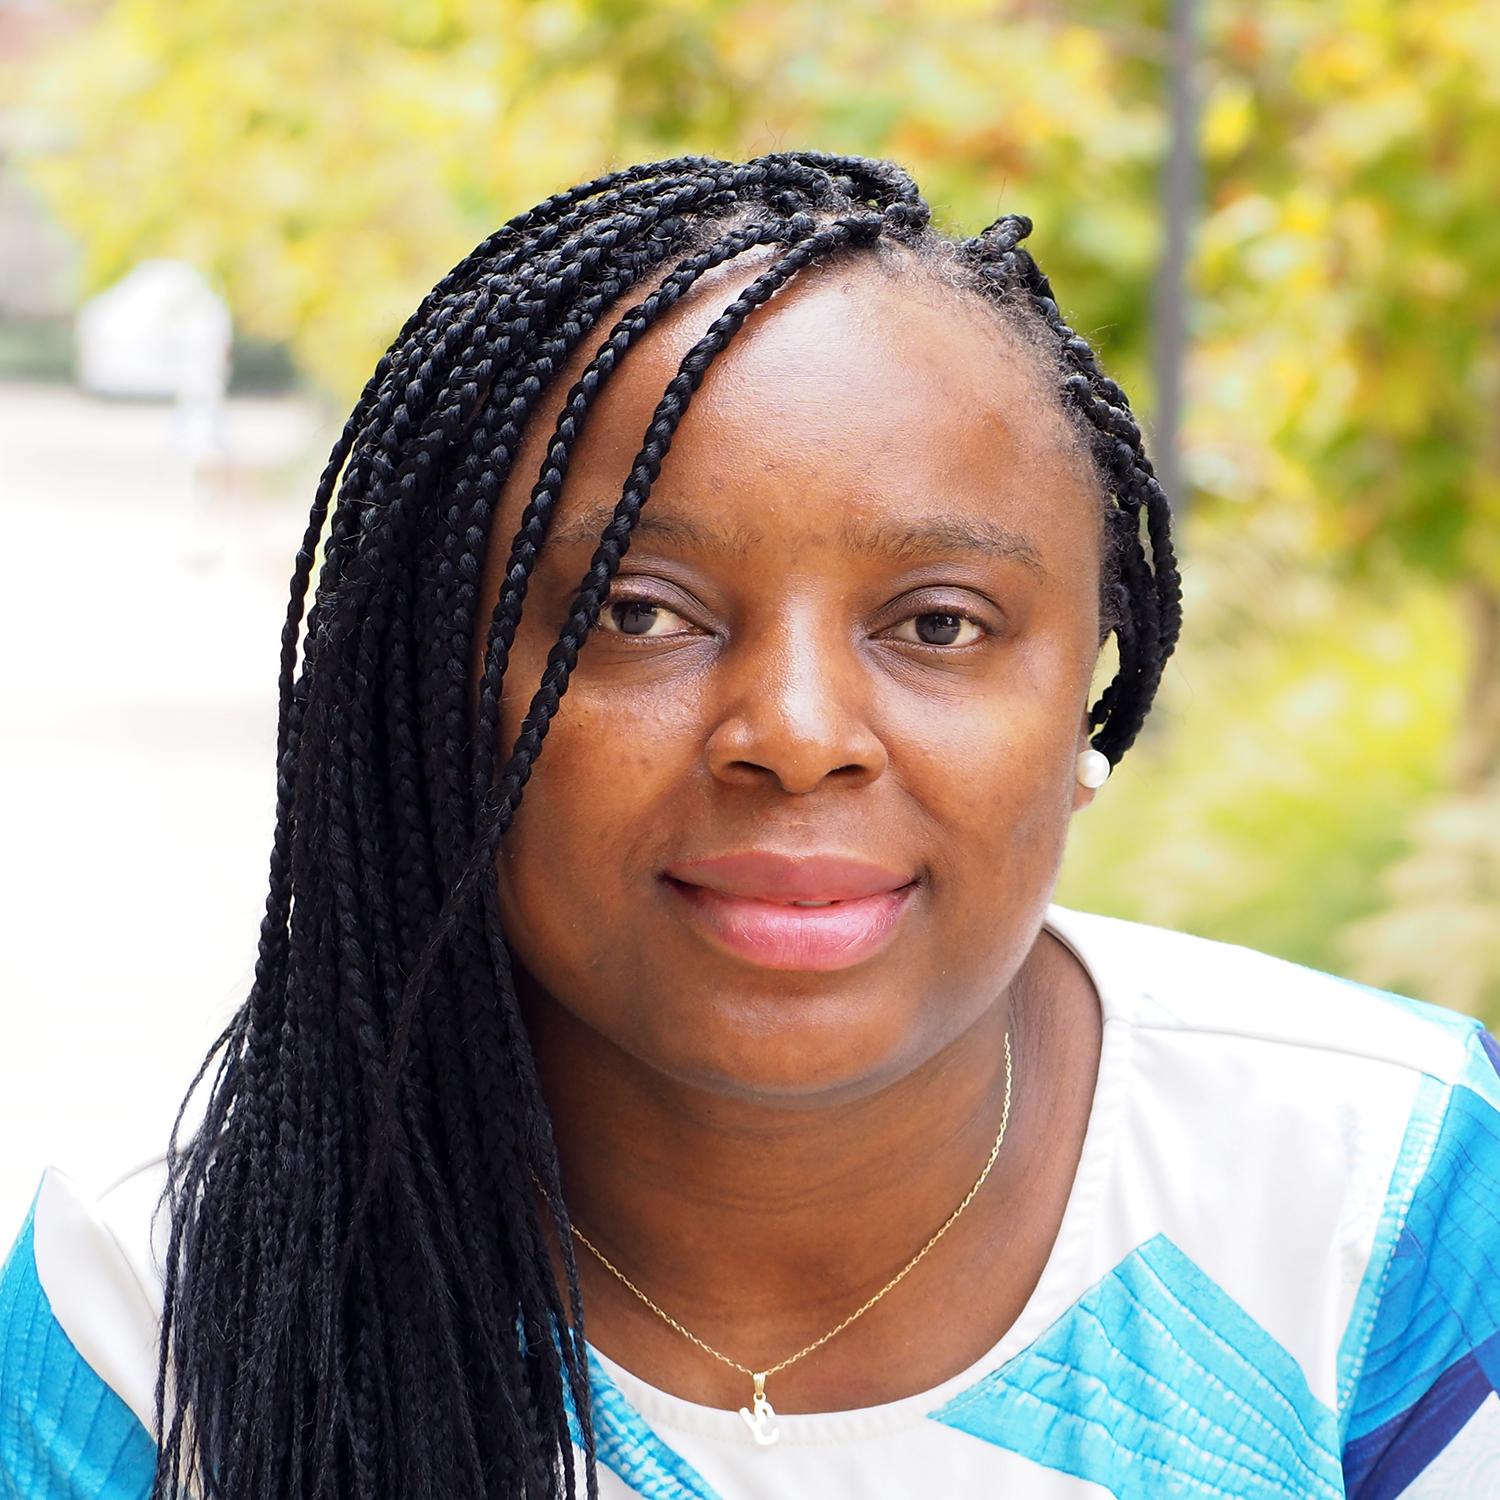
[739,1371,780,1446]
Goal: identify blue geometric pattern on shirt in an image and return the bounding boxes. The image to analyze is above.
[0,1206,157,1500]
[1477,1029,1500,1112]
[1341,1073,1500,1499]
[567,1349,723,1500]
[1342,1337,1500,1500]
[932,1233,1342,1499]
[1337,1072,1449,1431]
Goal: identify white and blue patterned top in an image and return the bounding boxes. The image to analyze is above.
[4,908,1500,1500]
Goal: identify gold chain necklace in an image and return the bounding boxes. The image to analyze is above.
[571,1031,1012,1448]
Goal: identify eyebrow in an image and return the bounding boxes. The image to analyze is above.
[546,503,1044,572]
[547,504,761,558]
[843,519,1046,572]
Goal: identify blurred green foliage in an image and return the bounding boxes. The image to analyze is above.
[22,0,1164,397]
[18,0,1500,1021]
[1057,514,1465,972]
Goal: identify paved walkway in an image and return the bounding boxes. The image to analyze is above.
[0,381,337,1236]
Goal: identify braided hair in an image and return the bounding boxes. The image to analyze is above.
[156,152,1180,1500]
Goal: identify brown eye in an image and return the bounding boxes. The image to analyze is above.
[916,613,963,645]
[613,601,660,636]
[596,598,693,638]
[891,611,985,648]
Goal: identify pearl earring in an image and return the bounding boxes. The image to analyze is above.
[1076,748,1111,790]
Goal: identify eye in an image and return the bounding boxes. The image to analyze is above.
[892,611,985,647]
[597,598,691,638]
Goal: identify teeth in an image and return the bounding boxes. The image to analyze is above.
[789,900,834,908]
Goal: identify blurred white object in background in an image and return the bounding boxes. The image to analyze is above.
[75,259,232,463]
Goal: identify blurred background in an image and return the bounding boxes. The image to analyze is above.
[2,0,1498,1234]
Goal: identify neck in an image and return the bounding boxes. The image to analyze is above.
[523,928,1100,1411]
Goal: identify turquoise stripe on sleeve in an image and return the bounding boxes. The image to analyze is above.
[0,1205,157,1500]
[1336,1072,1449,1432]
[1342,1077,1500,1445]
[932,1234,1342,1500]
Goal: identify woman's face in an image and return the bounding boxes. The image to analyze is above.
[484,257,1105,1105]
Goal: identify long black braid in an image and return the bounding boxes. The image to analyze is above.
[156,152,1180,1500]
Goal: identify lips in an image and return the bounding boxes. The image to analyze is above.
[662,853,915,971]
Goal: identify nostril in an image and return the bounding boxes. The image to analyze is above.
[705,707,888,793]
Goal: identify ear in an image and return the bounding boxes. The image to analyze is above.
[1072,712,1101,813]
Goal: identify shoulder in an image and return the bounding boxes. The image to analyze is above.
[1048,907,1500,1496]
[1048,903,1492,1086]
[0,1161,167,1500]
[1047,906,1500,1297]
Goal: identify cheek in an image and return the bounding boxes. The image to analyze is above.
[882,682,1078,1041]
[495,679,700,983]
[908,744,1075,969]
[893,634,1090,871]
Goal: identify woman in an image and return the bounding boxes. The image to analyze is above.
[3,153,1497,1500]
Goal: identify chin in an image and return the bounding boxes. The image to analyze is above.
[624,991,953,1109]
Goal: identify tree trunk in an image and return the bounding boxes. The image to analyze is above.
[1452,577,1500,790]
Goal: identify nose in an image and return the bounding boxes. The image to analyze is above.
[703,620,888,795]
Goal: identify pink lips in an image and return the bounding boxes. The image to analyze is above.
[663,852,915,971]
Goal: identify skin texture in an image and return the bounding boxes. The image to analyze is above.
[482,253,1107,1413]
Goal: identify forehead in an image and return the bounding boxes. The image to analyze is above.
[501,254,1101,564]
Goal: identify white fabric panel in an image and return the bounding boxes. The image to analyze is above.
[31,1167,163,1433]
[1109,1027,1416,1409]
[1046,908,1469,1082]
[93,1155,171,1310]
